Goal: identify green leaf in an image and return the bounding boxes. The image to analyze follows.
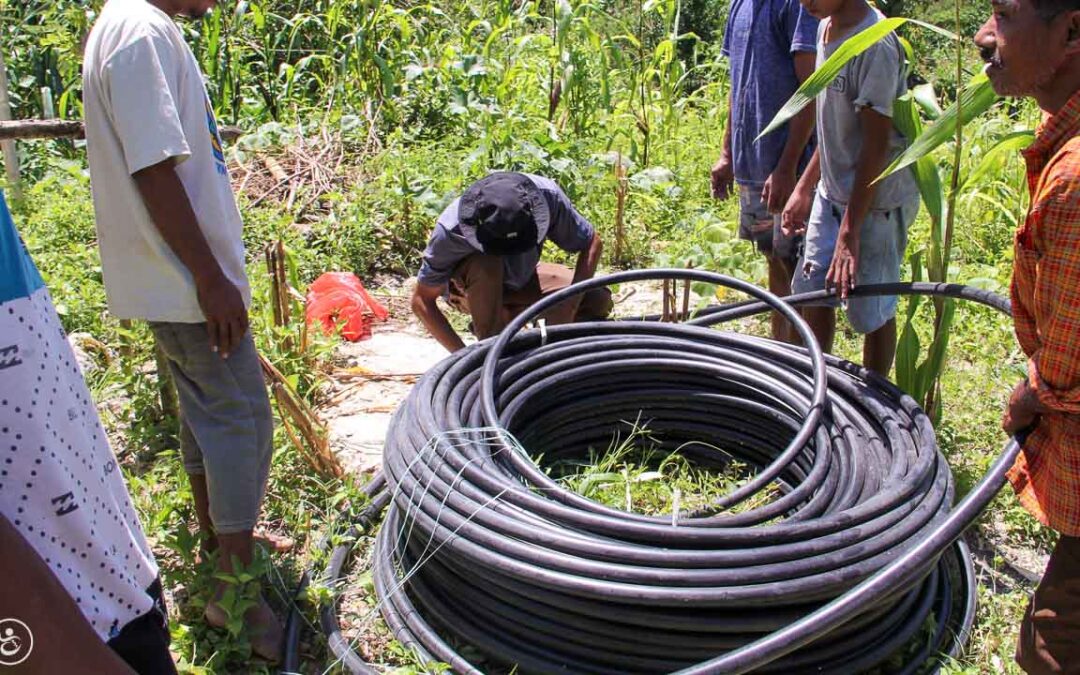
[912,82,943,120]
[895,320,921,395]
[914,298,956,400]
[894,250,923,396]
[758,17,958,140]
[877,73,999,182]
[893,93,943,226]
[959,129,1035,193]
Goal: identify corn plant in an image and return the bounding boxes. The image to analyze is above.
[757,11,1035,420]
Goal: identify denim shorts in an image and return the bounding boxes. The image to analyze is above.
[737,183,800,261]
[791,190,920,334]
[149,322,274,534]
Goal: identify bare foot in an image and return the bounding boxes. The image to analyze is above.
[253,529,295,554]
[205,592,284,663]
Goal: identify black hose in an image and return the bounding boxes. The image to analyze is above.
[292,270,1016,674]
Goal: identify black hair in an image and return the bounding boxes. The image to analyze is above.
[1033,0,1080,21]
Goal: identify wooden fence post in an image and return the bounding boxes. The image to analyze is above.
[0,49,22,201]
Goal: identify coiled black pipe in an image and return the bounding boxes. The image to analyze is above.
[290,271,1016,674]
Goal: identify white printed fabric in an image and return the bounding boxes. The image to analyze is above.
[0,285,158,641]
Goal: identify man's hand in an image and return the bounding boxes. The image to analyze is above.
[195,272,248,358]
[762,165,797,215]
[711,154,735,200]
[1002,379,1043,435]
[132,159,244,356]
[826,226,859,299]
[412,282,467,353]
[782,187,813,237]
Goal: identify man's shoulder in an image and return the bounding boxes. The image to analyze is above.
[1038,138,1080,205]
[88,1,179,60]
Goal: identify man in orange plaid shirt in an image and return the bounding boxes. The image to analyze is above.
[977,0,1080,671]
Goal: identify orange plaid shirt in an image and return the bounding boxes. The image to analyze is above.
[1006,88,1080,536]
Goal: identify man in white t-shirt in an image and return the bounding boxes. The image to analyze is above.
[82,0,280,660]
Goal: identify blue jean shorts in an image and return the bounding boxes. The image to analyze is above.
[737,184,799,261]
[791,190,920,334]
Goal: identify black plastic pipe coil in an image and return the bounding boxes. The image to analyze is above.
[288,271,1018,675]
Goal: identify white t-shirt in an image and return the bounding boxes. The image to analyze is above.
[82,0,250,322]
[1,194,159,643]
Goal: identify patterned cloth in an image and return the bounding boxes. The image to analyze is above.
[1006,89,1080,536]
[0,191,160,640]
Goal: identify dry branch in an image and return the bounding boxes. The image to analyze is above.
[260,354,343,478]
[0,119,243,142]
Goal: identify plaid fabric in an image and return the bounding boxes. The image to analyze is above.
[1007,89,1080,536]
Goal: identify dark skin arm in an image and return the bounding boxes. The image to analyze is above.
[711,92,736,200]
[0,514,137,674]
[762,52,818,213]
[782,148,821,236]
[547,233,604,324]
[132,159,247,358]
[828,107,894,299]
[1002,378,1052,434]
[411,282,467,353]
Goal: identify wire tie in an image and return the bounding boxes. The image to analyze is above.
[539,318,548,346]
[672,488,681,527]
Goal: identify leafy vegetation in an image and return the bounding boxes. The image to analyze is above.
[0,0,1052,672]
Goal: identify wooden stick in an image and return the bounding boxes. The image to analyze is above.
[613,152,628,264]
[0,119,243,142]
[0,52,21,200]
[662,280,670,323]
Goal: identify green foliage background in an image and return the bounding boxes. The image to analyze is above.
[0,0,1054,672]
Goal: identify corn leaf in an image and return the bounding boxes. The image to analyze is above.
[895,250,924,396]
[877,73,999,182]
[914,297,956,401]
[959,129,1035,193]
[757,17,958,140]
[912,82,943,120]
[893,92,943,226]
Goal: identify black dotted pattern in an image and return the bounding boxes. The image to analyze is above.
[0,288,157,641]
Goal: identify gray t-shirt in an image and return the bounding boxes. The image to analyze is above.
[816,9,918,209]
[416,174,595,291]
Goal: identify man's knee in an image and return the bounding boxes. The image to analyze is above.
[455,253,503,289]
[580,287,614,321]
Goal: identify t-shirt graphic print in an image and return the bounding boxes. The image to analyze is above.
[205,97,227,177]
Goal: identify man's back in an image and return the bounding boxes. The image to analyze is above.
[83,0,248,323]
[722,0,817,186]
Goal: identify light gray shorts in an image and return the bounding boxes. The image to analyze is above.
[150,322,273,534]
[792,190,920,334]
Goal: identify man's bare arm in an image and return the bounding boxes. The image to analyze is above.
[572,233,603,284]
[764,51,818,213]
[0,514,136,674]
[132,159,247,357]
[411,282,467,353]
